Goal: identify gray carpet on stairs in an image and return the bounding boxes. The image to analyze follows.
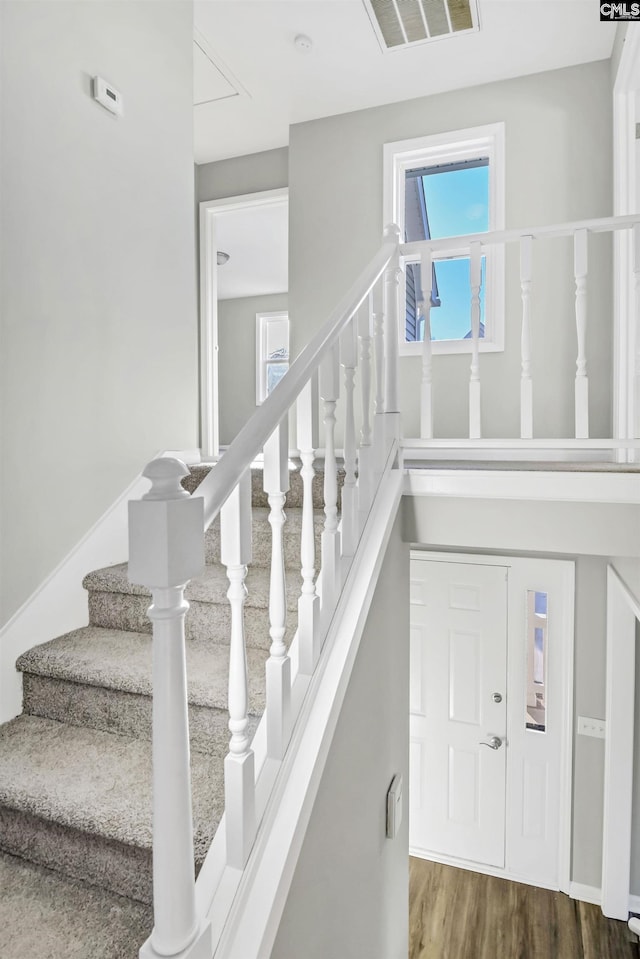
[0,463,318,956]
[0,851,152,959]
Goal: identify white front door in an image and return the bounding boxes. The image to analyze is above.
[409,553,574,891]
[410,560,508,867]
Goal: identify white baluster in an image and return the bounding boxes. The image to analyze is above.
[296,380,320,675]
[469,240,482,440]
[383,224,401,416]
[574,228,589,440]
[634,224,640,445]
[419,248,433,440]
[357,301,375,516]
[264,420,291,759]
[220,472,255,869]
[520,235,534,440]
[320,344,341,614]
[129,458,211,959]
[371,282,386,468]
[340,316,358,557]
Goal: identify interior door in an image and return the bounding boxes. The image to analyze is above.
[409,559,508,867]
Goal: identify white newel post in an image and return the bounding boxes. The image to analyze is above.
[520,235,534,440]
[574,227,589,439]
[357,301,375,516]
[220,472,256,869]
[340,316,359,556]
[383,224,401,418]
[319,343,341,615]
[419,247,433,440]
[296,380,320,675]
[128,458,211,959]
[264,421,291,760]
[469,240,482,440]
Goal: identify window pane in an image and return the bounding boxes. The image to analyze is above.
[267,362,288,395]
[421,163,489,239]
[526,590,547,733]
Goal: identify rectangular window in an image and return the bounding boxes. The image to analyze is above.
[526,590,548,733]
[256,311,289,404]
[384,123,505,356]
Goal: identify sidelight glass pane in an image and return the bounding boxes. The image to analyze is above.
[526,590,547,733]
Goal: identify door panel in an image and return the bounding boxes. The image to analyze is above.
[410,560,508,868]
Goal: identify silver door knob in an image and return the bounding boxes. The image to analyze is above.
[479,736,503,750]
[492,692,503,703]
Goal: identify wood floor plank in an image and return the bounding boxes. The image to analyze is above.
[409,857,637,959]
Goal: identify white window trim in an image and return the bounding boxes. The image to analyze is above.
[256,310,289,404]
[383,122,505,357]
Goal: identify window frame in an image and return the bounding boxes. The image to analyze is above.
[256,310,289,404]
[383,122,505,356]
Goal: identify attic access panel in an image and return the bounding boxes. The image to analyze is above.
[364,0,479,51]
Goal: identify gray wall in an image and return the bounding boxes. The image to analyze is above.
[0,1,198,624]
[289,61,613,440]
[217,293,288,446]
[402,495,640,889]
[196,147,288,204]
[272,513,409,959]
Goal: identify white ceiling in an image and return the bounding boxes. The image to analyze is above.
[214,200,288,300]
[193,0,617,165]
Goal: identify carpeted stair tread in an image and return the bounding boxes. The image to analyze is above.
[83,561,300,611]
[0,715,224,858]
[0,851,152,959]
[17,626,267,714]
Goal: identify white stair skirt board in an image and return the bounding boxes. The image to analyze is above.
[0,449,200,723]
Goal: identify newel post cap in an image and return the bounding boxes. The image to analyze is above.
[383,223,402,243]
[128,457,204,588]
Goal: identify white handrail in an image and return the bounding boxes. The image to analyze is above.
[400,211,640,258]
[198,241,396,529]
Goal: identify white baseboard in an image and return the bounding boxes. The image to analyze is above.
[409,847,559,893]
[569,882,602,906]
[0,449,198,723]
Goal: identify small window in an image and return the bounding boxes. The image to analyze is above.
[256,311,289,404]
[384,123,505,356]
[525,590,548,733]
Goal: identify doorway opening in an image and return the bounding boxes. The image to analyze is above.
[199,187,288,458]
[409,550,574,893]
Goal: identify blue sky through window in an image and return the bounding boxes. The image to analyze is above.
[408,161,489,341]
[426,257,486,341]
[422,164,489,239]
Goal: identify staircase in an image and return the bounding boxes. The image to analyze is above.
[0,465,326,959]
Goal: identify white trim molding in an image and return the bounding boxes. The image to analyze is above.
[602,564,640,920]
[613,26,640,462]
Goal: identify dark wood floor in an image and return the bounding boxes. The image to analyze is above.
[409,857,639,959]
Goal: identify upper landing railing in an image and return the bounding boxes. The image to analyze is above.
[401,213,640,453]
[128,226,403,959]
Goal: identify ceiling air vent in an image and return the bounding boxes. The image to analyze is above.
[364,0,479,51]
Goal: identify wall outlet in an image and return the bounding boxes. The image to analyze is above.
[578,716,606,739]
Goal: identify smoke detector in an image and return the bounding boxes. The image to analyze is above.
[294,34,313,53]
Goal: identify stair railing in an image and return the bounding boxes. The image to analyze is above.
[128,225,402,959]
[402,213,640,452]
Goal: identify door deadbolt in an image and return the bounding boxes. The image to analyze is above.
[492,692,503,703]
